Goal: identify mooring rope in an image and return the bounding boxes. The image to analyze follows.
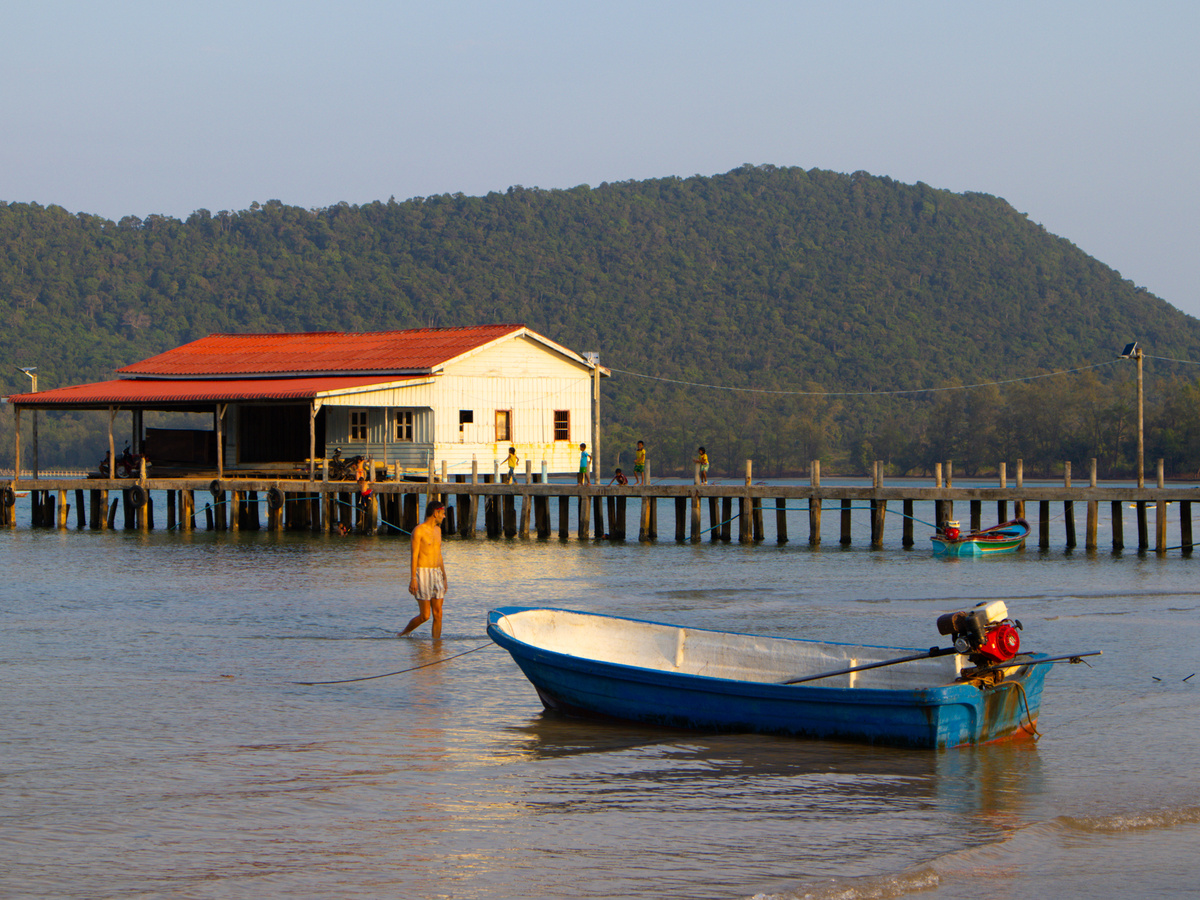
[292,642,493,686]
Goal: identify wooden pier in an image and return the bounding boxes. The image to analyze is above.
[2,458,1196,556]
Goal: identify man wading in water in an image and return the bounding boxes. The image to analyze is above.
[399,501,448,639]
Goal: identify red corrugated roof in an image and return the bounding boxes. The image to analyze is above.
[118,325,525,377]
[9,375,426,408]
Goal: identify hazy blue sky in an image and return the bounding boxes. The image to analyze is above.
[4,1,1197,318]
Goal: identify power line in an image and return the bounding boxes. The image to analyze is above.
[604,359,1123,397]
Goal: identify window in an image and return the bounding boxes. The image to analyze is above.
[350,410,368,441]
[553,410,570,441]
[495,410,512,442]
[459,410,474,427]
[395,410,414,442]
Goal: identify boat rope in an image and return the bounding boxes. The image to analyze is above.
[292,642,493,686]
[997,678,1042,741]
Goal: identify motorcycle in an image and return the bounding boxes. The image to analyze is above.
[100,444,150,479]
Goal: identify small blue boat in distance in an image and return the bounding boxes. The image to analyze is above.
[487,605,1056,750]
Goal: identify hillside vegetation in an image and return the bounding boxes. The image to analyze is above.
[4,164,1200,476]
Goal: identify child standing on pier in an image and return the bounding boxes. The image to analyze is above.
[578,443,591,485]
[505,447,520,483]
[633,440,647,485]
[695,447,709,484]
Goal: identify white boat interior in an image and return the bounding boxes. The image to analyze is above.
[491,608,965,690]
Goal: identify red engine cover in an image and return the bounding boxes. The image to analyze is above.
[977,623,1020,663]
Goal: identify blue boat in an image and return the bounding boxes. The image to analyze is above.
[931,518,1030,557]
[487,606,1052,750]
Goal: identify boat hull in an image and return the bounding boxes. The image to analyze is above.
[488,607,1048,750]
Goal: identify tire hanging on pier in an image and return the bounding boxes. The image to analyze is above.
[1,486,14,507]
[129,485,146,507]
[266,487,284,511]
[209,479,223,499]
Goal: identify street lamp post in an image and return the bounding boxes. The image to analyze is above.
[18,367,37,480]
[1119,344,1143,489]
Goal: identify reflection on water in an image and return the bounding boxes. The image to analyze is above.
[2,527,1198,899]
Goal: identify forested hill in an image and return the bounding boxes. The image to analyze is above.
[4,163,1200,474]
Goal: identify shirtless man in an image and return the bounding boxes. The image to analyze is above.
[399,500,448,638]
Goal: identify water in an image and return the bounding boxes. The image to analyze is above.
[3,493,1199,899]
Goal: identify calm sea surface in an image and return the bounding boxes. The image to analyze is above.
[3,488,1198,899]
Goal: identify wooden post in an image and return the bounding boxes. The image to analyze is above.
[776,497,787,544]
[970,500,981,533]
[943,461,953,522]
[902,499,914,548]
[74,489,85,529]
[89,489,101,530]
[1137,502,1148,550]
[1086,458,1098,551]
[649,496,658,539]
[640,494,652,542]
[1039,500,1050,549]
[997,462,1008,523]
[1181,501,1193,554]
[708,496,720,543]
[808,460,821,546]
[840,498,852,545]
[738,497,750,543]
[721,497,731,542]
[592,494,604,540]
[57,490,68,529]
[676,496,686,541]
[503,494,516,537]
[558,495,570,540]
[1063,462,1075,549]
[933,463,943,526]
[1112,500,1124,552]
[167,490,176,530]
[614,496,626,540]
[1015,459,1025,520]
[1156,459,1167,555]
[578,486,590,540]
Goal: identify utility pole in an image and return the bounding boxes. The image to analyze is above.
[1120,343,1143,489]
[585,351,600,483]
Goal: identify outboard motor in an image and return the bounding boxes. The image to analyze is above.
[942,520,961,541]
[937,600,1022,666]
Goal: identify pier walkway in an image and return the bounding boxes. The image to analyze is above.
[4,458,1196,556]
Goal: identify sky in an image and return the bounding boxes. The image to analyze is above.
[3,0,1198,317]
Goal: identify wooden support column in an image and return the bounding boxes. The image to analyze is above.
[675,497,686,542]
[167,490,176,530]
[648,496,657,539]
[639,494,652,542]
[558,495,570,540]
[503,494,517,537]
[1111,500,1124,552]
[808,460,822,546]
[1015,459,1025,520]
[614,496,626,540]
[997,462,1008,524]
[840,498,852,545]
[708,497,720,543]
[592,495,605,540]
[690,493,701,543]
[578,486,591,540]
[970,500,981,533]
[1181,500,1193,554]
[871,501,887,549]
[902,499,914,548]
[74,490,85,529]
[776,497,787,544]
[1156,459,1167,556]
[1086,458,1098,551]
[1039,500,1050,549]
[57,490,68,529]
[1063,462,1075,549]
[751,498,763,542]
[89,489,101,530]
[720,497,731,542]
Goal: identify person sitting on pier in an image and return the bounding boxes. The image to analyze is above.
[609,468,628,486]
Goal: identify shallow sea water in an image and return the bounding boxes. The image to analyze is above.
[2,492,1198,899]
